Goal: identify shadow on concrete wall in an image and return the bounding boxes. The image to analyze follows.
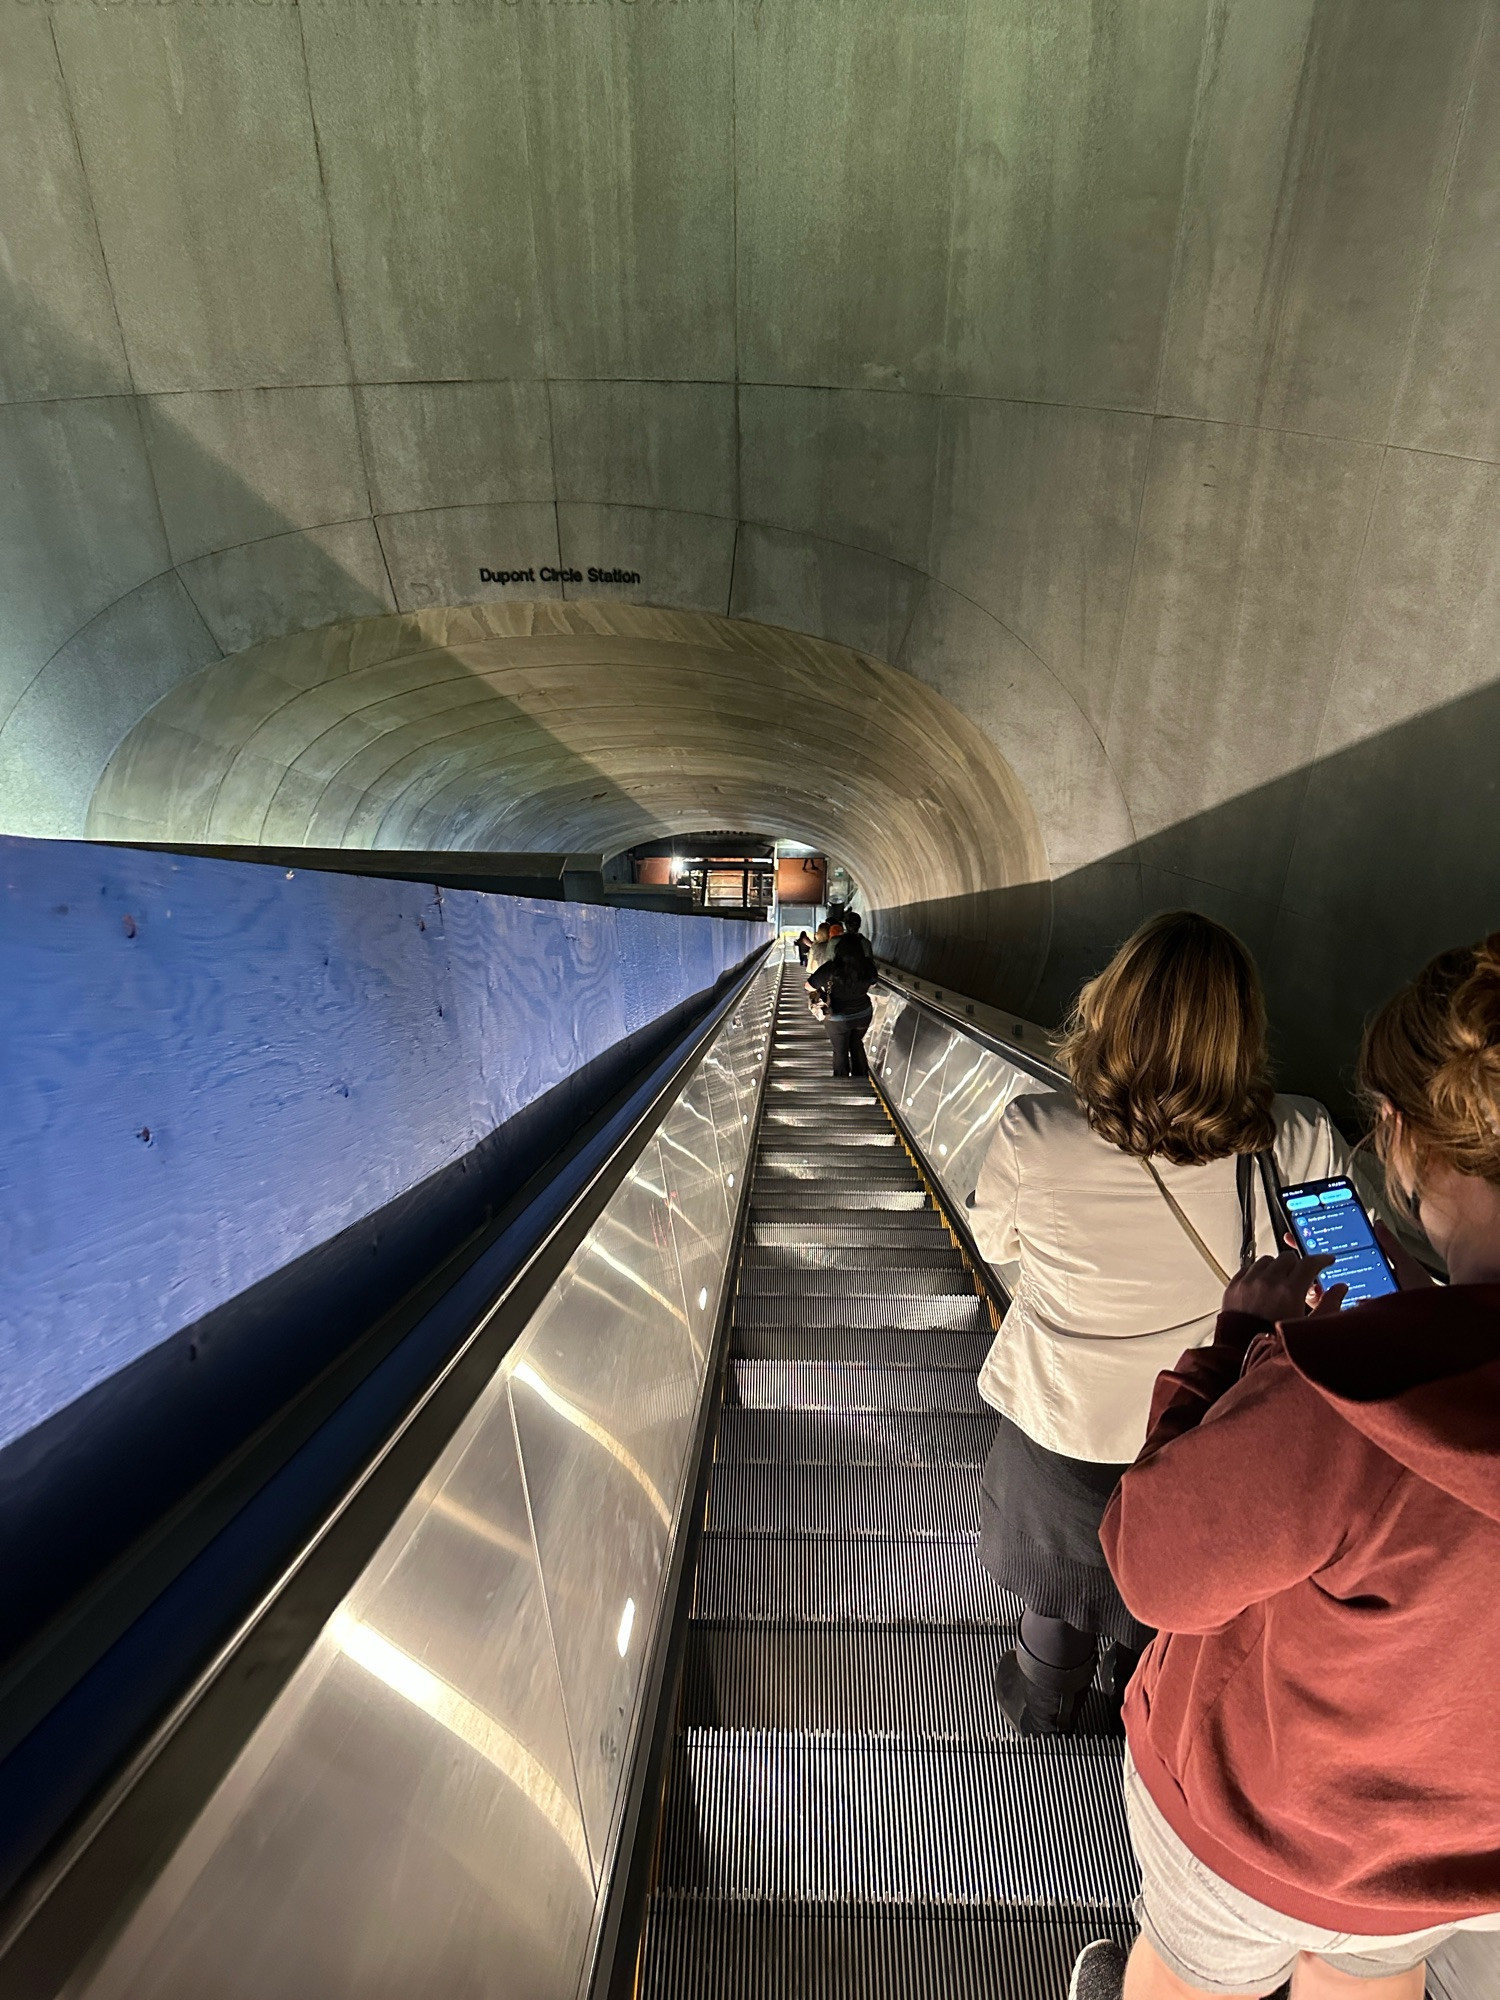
[875,675,1500,1117]
[0,267,664,854]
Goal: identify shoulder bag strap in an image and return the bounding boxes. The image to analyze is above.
[1140,1157,1233,1288]
[1258,1148,1288,1247]
[1236,1154,1257,1269]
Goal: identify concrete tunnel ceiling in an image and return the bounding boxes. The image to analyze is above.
[2,0,1499,1098]
[87,603,1049,978]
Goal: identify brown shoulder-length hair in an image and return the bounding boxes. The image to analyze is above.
[1058,911,1277,1165]
[1357,932,1500,1205]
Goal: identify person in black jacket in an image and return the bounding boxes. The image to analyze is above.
[805,935,876,1077]
[843,911,875,963]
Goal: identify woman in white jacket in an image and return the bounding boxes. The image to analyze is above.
[969,911,1347,1736]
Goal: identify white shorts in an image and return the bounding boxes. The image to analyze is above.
[1124,1747,1500,1996]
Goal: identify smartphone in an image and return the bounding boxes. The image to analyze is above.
[1281,1177,1399,1307]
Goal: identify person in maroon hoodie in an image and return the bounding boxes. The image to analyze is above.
[1066,934,1500,2000]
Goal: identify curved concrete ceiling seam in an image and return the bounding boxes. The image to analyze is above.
[9,488,1134,886]
[87,604,1049,923]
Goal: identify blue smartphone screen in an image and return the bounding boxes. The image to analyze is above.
[1281,1178,1399,1306]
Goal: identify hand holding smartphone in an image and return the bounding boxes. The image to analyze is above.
[1280,1178,1399,1308]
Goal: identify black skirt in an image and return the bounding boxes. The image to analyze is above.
[978,1416,1152,1651]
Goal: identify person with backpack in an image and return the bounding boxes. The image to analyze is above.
[968,912,1346,1737]
[805,933,877,1077]
[1066,933,1500,2000]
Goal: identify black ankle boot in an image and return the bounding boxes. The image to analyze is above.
[995,1640,1096,1736]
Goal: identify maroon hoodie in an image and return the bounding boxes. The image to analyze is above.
[1101,1283,1500,1933]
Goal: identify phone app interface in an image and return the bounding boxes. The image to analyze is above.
[1284,1183,1397,1304]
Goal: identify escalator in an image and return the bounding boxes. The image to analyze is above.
[636,981,1136,1998]
[1,956,1142,1998]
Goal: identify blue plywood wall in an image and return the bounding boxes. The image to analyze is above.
[0,837,764,1457]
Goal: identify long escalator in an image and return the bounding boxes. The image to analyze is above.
[638,983,1136,1999]
[2,958,1142,1999]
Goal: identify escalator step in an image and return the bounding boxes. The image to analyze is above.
[756,1136,900,1152]
[749,1189,930,1211]
[694,1532,1006,1624]
[738,1265,977,1296]
[755,1164,923,1186]
[761,1110,894,1128]
[734,1291,987,1331]
[638,1900,1134,2000]
[707,1462,982,1537]
[746,1219,950,1247]
[730,1360,987,1411]
[741,1245,964,1273]
[768,1080,876,1094]
[658,1732,1136,1905]
[715,1408,996,1468]
[730,1328,992,1370]
[681,1625,1119,1739]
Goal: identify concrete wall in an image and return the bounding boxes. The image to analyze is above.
[0,836,761,1453]
[2,0,1498,1102]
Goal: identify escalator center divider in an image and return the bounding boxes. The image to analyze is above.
[630,976,1138,2000]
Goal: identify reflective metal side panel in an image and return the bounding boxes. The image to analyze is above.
[73,962,779,2000]
[896,1014,958,1155]
[868,990,919,1106]
[870,987,1060,1294]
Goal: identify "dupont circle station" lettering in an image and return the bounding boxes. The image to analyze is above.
[478,565,642,586]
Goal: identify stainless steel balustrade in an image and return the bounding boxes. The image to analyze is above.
[866,980,1064,1294]
[53,960,779,2000]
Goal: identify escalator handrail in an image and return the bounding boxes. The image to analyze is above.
[872,962,1067,1087]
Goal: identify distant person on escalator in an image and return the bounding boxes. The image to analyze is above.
[805,934,876,1078]
[806,922,834,975]
[794,929,813,967]
[842,911,875,965]
[967,911,1346,1737]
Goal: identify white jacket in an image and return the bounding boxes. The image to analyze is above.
[969,1090,1349,1463]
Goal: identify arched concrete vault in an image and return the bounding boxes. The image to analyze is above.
[89,602,1054,1001]
[3,0,1499,1102]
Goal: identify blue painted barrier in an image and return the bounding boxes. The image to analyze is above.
[0,837,765,1652]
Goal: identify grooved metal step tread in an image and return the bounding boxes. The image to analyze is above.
[759,1131,899,1149]
[734,1291,987,1331]
[681,1625,1121,1740]
[749,1189,931,1211]
[707,1462,983,1538]
[730,1327,994,1371]
[754,1164,923,1187]
[658,1732,1136,1905]
[715,1408,996,1468]
[759,1128,895,1142]
[760,1146,903,1162]
[730,1360,988,1412]
[637,1900,1135,2000]
[738,1265,976,1297]
[768,1080,877,1094]
[762,1110,894,1128]
[742,1246,964,1274]
[746,1219,951,1247]
[694,1533,1007,1624]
